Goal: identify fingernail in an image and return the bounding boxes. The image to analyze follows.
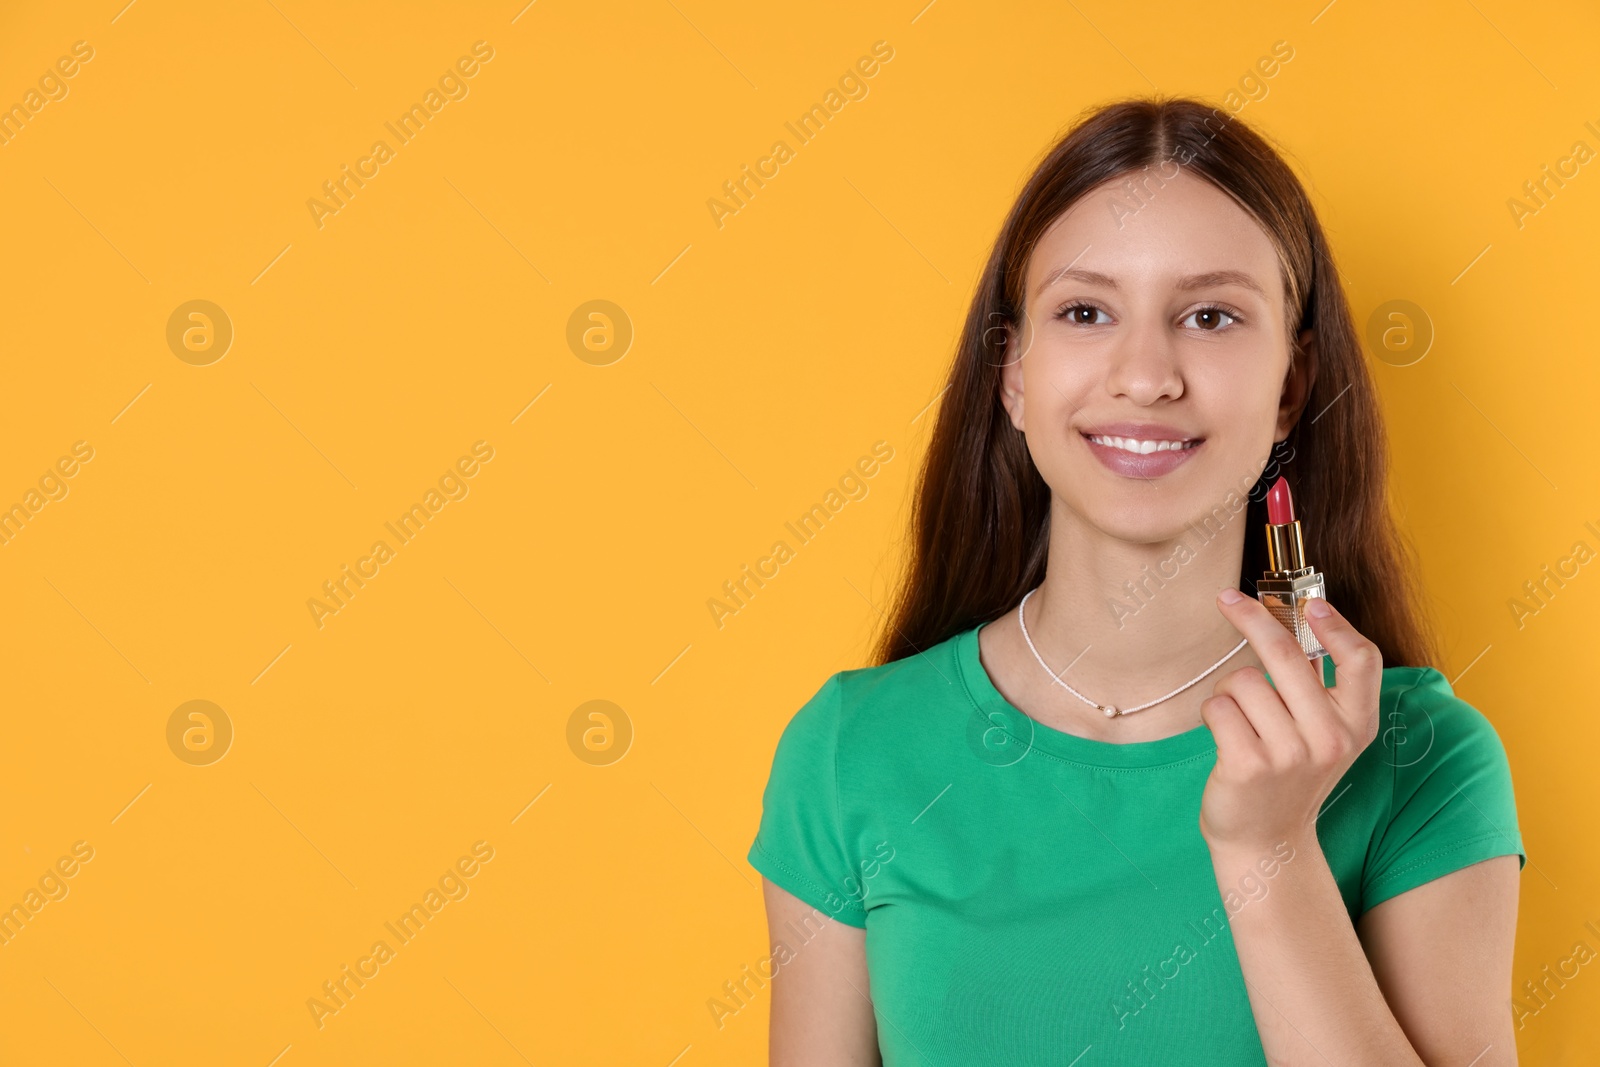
[1306,598,1332,617]
[1218,588,1246,604]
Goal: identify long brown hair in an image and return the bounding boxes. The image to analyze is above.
[872,96,1437,670]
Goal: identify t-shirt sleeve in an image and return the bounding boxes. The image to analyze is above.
[1361,668,1526,911]
[747,672,869,928]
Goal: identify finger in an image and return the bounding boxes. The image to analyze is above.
[1215,588,1333,727]
[1303,597,1383,722]
[1212,665,1306,759]
[1199,693,1264,767]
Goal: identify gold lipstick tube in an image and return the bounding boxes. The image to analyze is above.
[1256,519,1329,660]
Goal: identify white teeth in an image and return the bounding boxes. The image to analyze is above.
[1087,435,1195,454]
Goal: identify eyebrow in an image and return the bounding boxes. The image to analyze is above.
[1033,266,1267,301]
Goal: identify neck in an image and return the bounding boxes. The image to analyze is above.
[1018,495,1264,728]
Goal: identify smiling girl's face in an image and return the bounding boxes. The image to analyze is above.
[1000,167,1314,544]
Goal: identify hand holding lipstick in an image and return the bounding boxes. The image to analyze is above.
[1197,587,1383,855]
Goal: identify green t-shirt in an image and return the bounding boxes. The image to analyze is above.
[747,621,1526,1065]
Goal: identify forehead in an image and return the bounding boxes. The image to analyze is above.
[1025,169,1283,303]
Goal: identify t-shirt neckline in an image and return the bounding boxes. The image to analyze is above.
[959,621,1220,768]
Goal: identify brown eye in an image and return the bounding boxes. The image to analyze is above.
[1055,302,1109,325]
[1184,306,1239,331]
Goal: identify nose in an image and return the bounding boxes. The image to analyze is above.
[1102,316,1184,405]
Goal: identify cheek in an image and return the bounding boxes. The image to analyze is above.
[1021,343,1096,431]
[1194,356,1283,432]
[1018,348,1112,487]
[1187,368,1286,481]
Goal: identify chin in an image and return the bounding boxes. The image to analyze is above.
[1080,458,1256,538]
[1094,506,1204,547]
[1059,487,1207,546]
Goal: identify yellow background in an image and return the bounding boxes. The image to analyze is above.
[1,0,1596,1062]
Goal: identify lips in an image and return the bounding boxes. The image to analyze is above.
[1080,421,1200,442]
[1079,421,1204,478]
[1084,435,1198,454]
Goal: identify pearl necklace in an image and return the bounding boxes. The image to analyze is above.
[1016,587,1248,718]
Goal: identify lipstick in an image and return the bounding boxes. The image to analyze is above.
[1257,475,1328,659]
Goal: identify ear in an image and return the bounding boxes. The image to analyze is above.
[998,320,1027,432]
[1275,327,1318,442]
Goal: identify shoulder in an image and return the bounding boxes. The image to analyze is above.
[1369,665,1513,775]
[1351,665,1526,909]
[767,629,970,765]
[832,629,970,735]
